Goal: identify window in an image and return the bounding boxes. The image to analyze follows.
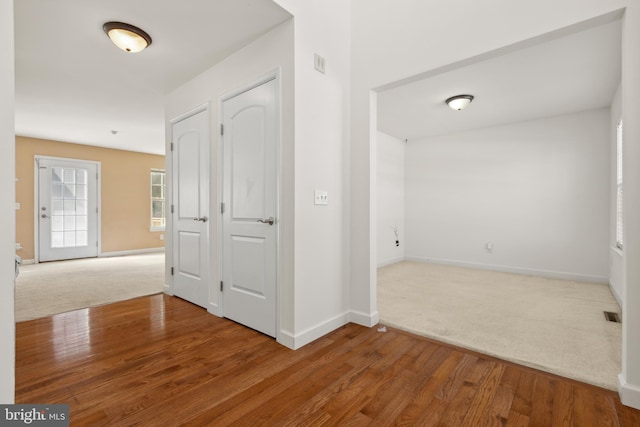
[151,170,166,231]
[616,120,623,250]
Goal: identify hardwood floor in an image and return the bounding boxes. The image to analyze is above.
[16,294,640,426]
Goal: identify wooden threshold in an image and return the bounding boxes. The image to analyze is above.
[15,294,640,426]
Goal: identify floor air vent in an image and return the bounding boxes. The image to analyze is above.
[604,311,621,323]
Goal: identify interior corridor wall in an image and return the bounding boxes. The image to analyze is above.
[273,0,354,347]
[405,109,610,281]
[377,132,405,266]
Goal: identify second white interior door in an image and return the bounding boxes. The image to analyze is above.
[222,77,278,337]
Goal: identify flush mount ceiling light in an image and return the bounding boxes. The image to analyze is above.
[446,94,474,111]
[103,22,152,53]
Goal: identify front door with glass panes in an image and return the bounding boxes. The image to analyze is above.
[37,157,99,262]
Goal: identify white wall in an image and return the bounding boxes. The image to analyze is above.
[0,0,15,403]
[351,0,640,409]
[165,20,295,341]
[273,0,355,346]
[377,132,404,266]
[405,109,610,282]
[610,83,624,305]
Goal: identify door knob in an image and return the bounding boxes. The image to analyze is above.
[257,217,275,226]
[193,216,208,222]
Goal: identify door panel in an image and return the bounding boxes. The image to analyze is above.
[231,235,266,296]
[232,107,266,219]
[172,109,210,308]
[178,133,201,218]
[38,158,99,262]
[222,78,278,337]
[178,231,201,277]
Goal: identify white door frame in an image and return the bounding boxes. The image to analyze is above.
[34,155,102,263]
[217,70,281,336]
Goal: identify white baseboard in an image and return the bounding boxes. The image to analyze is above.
[277,329,295,350]
[405,256,608,284]
[101,247,165,257]
[349,309,379,327]
[618,374,640,410]
[162,285,172,295]
[609,283,623,309]
[207,302,221,317]
[19,259,35,265]
[377,257,405,268]
[279,312,350,350]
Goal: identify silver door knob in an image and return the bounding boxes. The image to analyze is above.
[194,216,208,222]
[41,214,50,219]
[257,217,275,225]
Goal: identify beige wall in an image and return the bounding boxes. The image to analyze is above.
[16,136,165,260]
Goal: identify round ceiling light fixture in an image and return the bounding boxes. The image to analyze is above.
[446,94,474,111]
[103,22,152,53]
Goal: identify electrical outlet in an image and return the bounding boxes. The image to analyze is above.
[159,234,164,240]
[314,190,328,206]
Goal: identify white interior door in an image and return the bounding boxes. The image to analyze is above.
[37,157,99,262]
[222,78,278,337]
[172,108,210,309]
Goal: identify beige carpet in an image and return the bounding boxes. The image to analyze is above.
[378,261,622,390]
[15,253,165,322]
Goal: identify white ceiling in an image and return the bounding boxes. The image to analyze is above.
[377,19,622,142]
[14,0,291,155]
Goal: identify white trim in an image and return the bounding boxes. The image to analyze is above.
[281,312,350,350]
[618,374,640,410]
[377,257,404,268]
[611,245,624,258]
[100,247,164,257]
[350,309,379,327]
[169,103,209,126]
[277,329,295,349]
[609,282,623,309]
[405,256,609,284]
[19,259,35,265]
[207,301,222,317]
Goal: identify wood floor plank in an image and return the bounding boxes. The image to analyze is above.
[14,294,640,426]
[551,381,574,427]
[574,384,598,427]
[529,376,555,427]
[595,393,621,427]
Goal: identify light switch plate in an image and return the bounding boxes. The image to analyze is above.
[314,190,328,205]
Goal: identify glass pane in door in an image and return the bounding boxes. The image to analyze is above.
[50,167,89,248]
